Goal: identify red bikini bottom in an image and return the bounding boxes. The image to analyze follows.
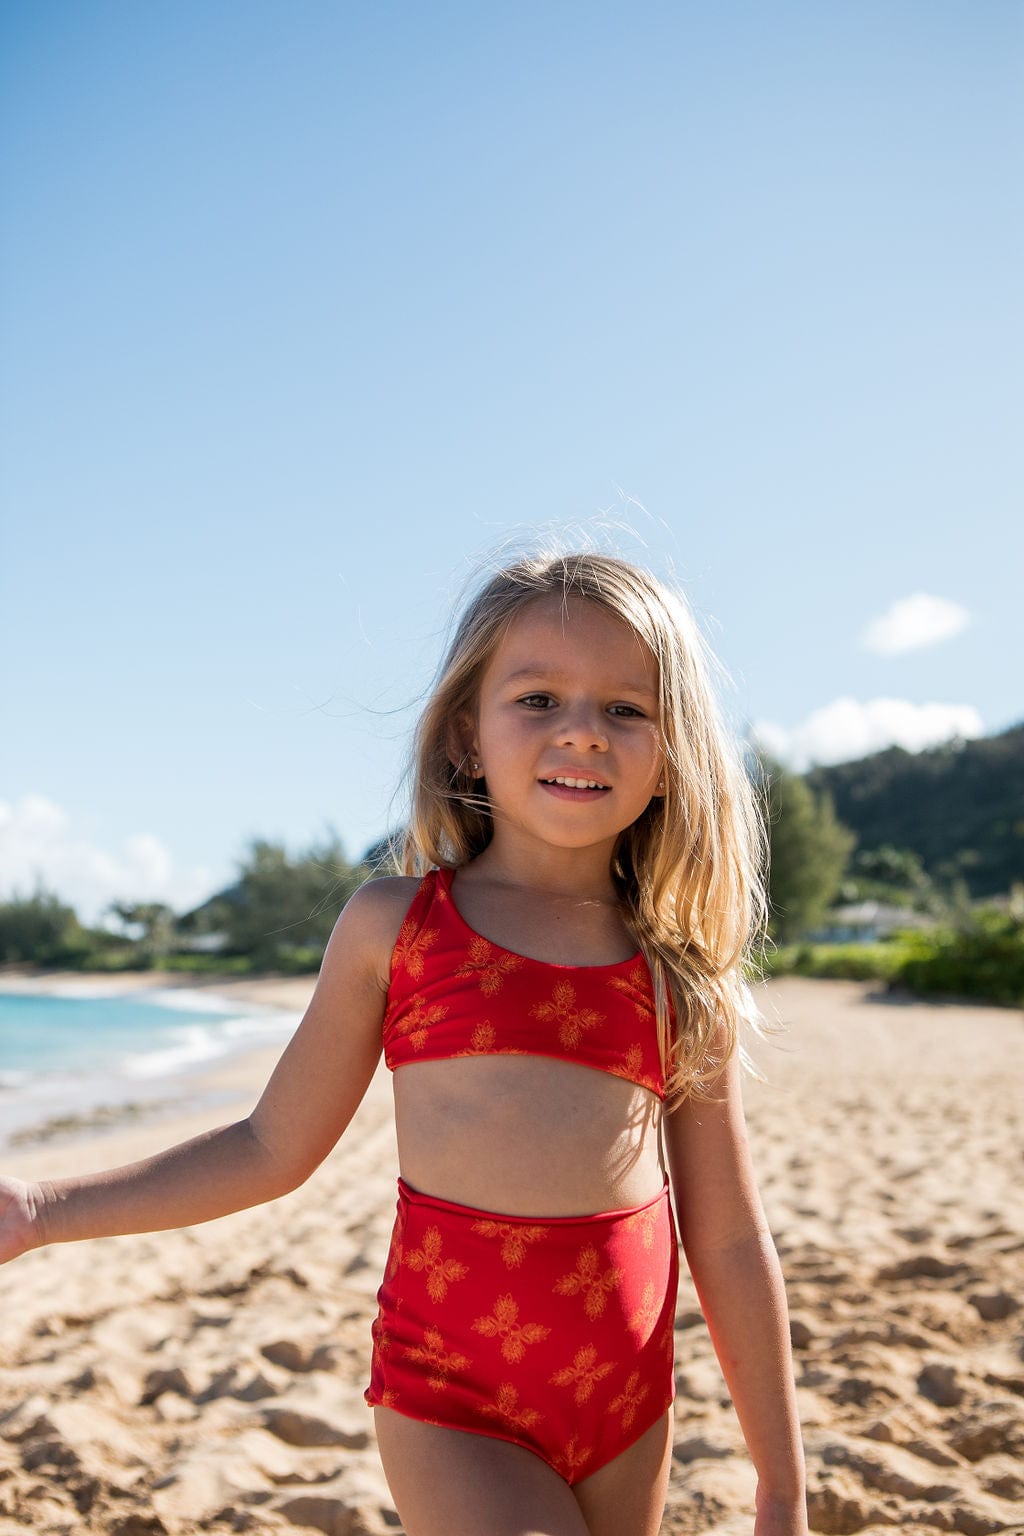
[364,1177,678,1485]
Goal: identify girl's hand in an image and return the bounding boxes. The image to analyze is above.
[0,1175,43,1265]
[754,1486,809,1536]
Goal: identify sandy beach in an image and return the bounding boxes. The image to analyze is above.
[1,971,1022,1535]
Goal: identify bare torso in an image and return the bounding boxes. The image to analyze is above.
[394,1056,664,1215]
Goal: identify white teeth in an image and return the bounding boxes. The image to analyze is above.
[549,776,607,789]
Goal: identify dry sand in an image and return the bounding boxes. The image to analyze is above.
[1,972,1022,1535]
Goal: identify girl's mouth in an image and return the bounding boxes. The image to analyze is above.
[540,775,610,789]
[539,777,611,799]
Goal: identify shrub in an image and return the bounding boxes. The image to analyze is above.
[161,954,256,975]
[755,906,1024,1007]
[757,943,903,983]
[891,907,1024,1007]
[0,888,83,964]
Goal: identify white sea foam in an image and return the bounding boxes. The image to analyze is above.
[139,988,256,1015]
[221,1010,302,1040]
[121,1024,227,1078]
[1,978,139,1000]
[0,989,299,1151]
[120,1011,297,1079]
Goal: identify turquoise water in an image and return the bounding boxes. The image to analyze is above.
[0,986,298,1150]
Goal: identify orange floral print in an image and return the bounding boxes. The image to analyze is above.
[607,1044,662,1096]
[548,1343,616,1404]
[609,964,653,1017]
[370,1326,392,1378]
[553,1245,623,1319]
[405,1225,469,1302]
[403,1326,471,1392]
[628,1281,659,1337]
[529,981,604,1050]
[385,1240,403,1280]
[470,1219,548,1268]
[453,1022,531,1058]
[394,994,449,1052]
[624,1042,645,1077]
[552,1437,592,1481]
[624,1204,659,1252]
[609,1370,650,1429]
[472,1294,551,1362]
[482,1382,543,1431]
[455,935,524,996]
[393,919,440,981]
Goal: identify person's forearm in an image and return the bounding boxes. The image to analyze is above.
[686,1228,806,1504]
[31,1117,295,1248]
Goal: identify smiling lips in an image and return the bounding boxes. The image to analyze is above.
[539,774,611,796]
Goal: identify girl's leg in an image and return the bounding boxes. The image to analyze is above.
[373,1407,590,1536]
[572,1409,673,1536]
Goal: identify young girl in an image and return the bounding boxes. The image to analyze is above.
[0,552,807,1536]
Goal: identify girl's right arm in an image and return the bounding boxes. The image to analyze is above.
[0,878,402,1265]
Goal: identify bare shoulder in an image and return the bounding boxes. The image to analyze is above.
[340,874,423,937]
[326,875,423,989]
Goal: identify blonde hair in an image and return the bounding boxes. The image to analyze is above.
[399,551,771,1105]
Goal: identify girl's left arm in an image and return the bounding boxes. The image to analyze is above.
[664,1041,808,1536]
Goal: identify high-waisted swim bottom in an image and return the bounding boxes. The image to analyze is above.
[365,1177,678,1484]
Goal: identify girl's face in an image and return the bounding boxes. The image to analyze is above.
[467,594,665,858]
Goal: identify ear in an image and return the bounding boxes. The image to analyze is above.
[445,711,479,776]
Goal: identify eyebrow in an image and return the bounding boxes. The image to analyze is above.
[501,666,658,698]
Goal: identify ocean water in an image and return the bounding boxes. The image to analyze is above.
[0,986,299,1151]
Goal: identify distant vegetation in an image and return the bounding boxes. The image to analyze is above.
[804,722,1024,900]
[0,889,93,970]
[175,832,367,971]
[753,736,1024,1006]
[761,901,1024,1009]
[0,829,370,976]
[759,753,856,944]
[1,724,1021,1007]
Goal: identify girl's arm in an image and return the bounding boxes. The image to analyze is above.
[664,1041,808,1536]
[0,879,397,1263]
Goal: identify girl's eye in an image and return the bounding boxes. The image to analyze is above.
[609,704,644,718]
[518,693,553,709]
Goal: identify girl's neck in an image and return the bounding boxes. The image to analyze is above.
[466,836,618,903]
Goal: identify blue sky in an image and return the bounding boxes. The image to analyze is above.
[1,1,1021,926]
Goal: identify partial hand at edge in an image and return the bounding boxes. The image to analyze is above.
[0,1174,42,1266]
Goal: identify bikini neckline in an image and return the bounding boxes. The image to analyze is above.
[438,866,643,973]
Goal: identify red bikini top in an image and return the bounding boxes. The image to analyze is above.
[382,867,667,1100]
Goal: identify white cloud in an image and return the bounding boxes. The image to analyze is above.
[0,794,219,927]
[862,593,970,655]
[751,697,985,771]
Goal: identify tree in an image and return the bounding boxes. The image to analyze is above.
[220,830,363,966]
[760,756,856,942]
[0,885,84,964]
[105,902,178,964]
[840,844,937,910]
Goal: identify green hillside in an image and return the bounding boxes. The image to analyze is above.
[803,722,1024,899]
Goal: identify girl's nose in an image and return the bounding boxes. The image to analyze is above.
[556,706,609,752]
